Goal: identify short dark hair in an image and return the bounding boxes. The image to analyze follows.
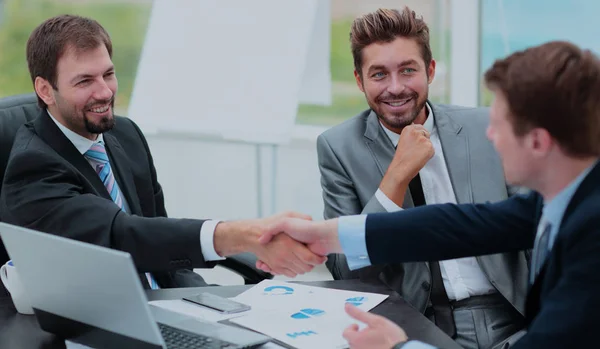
[350,7,432,77]
[485,41,600,157]
[26,15,113,108]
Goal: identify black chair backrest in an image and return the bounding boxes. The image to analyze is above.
[0,93,40,264]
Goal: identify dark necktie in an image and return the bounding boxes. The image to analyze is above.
[409,174,456,338]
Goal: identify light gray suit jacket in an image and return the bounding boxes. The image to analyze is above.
[316,104,530,316]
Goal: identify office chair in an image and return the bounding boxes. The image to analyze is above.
[0,93,272,293]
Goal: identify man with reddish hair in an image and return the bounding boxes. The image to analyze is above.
[260,40,600,348]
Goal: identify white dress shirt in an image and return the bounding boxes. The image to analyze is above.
[374,104,496,301]
[47,110,224,262]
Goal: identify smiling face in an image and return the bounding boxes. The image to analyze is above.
[355,36,435,132]
[36,44,117,140]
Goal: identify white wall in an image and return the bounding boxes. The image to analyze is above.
[145,125,334,285]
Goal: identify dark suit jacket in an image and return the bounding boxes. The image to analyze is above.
[365,161,600,348]
[0,110,212,288]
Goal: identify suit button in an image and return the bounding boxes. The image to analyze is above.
[422,281,431,291]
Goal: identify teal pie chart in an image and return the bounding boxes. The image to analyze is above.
[345,296,367,306]
[291,308,325,319]
[263,285,294,295]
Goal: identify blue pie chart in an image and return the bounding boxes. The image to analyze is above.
[264,285,294,295]
[291,308,325,319]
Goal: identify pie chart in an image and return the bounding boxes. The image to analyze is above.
[345,296,367,306]
[291,308,325,319]
[263,285,294,295]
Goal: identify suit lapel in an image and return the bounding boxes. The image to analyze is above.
[103,133,143,216]
[33,111,112,201]
[363,110,415,208]
[364,110,430,310]
[434,105,473,204]
[526,161,600,320]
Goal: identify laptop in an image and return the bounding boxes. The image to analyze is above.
[0,222,270,349]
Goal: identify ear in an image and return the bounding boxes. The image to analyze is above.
[528,128,553,157]
[427,59,436,84]
[34,77,57,107]
[354,70,364,93]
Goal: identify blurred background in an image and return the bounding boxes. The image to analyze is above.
[1,0,598,284]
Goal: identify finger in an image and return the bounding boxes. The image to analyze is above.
[258,222,284,244]
[289,256,314,274]
[269,235,312,274]
[342,324,361,343]
[276,267,297,278]
[345,303,381,326]
[286,253,312,275]
[295,244,328,266]
[256,260,272,273]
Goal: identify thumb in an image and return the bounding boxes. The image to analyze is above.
[345,303,380,326]
[284,211,313,221]
[258,220,286,244]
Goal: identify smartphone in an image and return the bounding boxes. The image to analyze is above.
[182,292,251,314]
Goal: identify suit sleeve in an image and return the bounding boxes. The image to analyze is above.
[1,148,213,273]
[317,134,389,280]
[364,193,539,264]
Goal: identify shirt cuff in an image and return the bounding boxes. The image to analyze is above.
[200,220,226,261]
[394,341,437,349]
[375,189,404,212]
[338,215,370,270]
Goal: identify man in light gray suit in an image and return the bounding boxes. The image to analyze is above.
[317,7,528,349]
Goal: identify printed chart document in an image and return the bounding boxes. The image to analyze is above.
[229,280,388,349]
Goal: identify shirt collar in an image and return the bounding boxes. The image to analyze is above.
[47,109,104,154]
[541,159,598,230]
[380,102,434,147]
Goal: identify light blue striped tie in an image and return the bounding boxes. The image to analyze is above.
[85,141,159,290]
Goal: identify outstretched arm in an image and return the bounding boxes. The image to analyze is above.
[259,192,540,265]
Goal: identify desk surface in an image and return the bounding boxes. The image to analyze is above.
[0,280,460,349]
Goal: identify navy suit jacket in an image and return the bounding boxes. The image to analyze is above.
[365,161,600,348]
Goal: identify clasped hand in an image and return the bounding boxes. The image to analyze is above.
[254,216,340,275]
[249,212,327,278]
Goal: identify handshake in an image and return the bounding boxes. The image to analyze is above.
[228,211,341,278]
[213,211,410,349]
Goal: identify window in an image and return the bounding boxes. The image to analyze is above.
[480,0,600,106]
[0,0,152,114]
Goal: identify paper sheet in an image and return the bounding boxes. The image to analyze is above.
[228,281,388,349]
[147,281,388,349]
[231,280,388,313]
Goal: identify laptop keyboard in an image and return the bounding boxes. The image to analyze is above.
[158,323,237,349]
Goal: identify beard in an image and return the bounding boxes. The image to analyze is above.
[56,95,116,135]
[83,99,116,134]
[371,90,427,130]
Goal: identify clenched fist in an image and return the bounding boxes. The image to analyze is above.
[379,124,435,206]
